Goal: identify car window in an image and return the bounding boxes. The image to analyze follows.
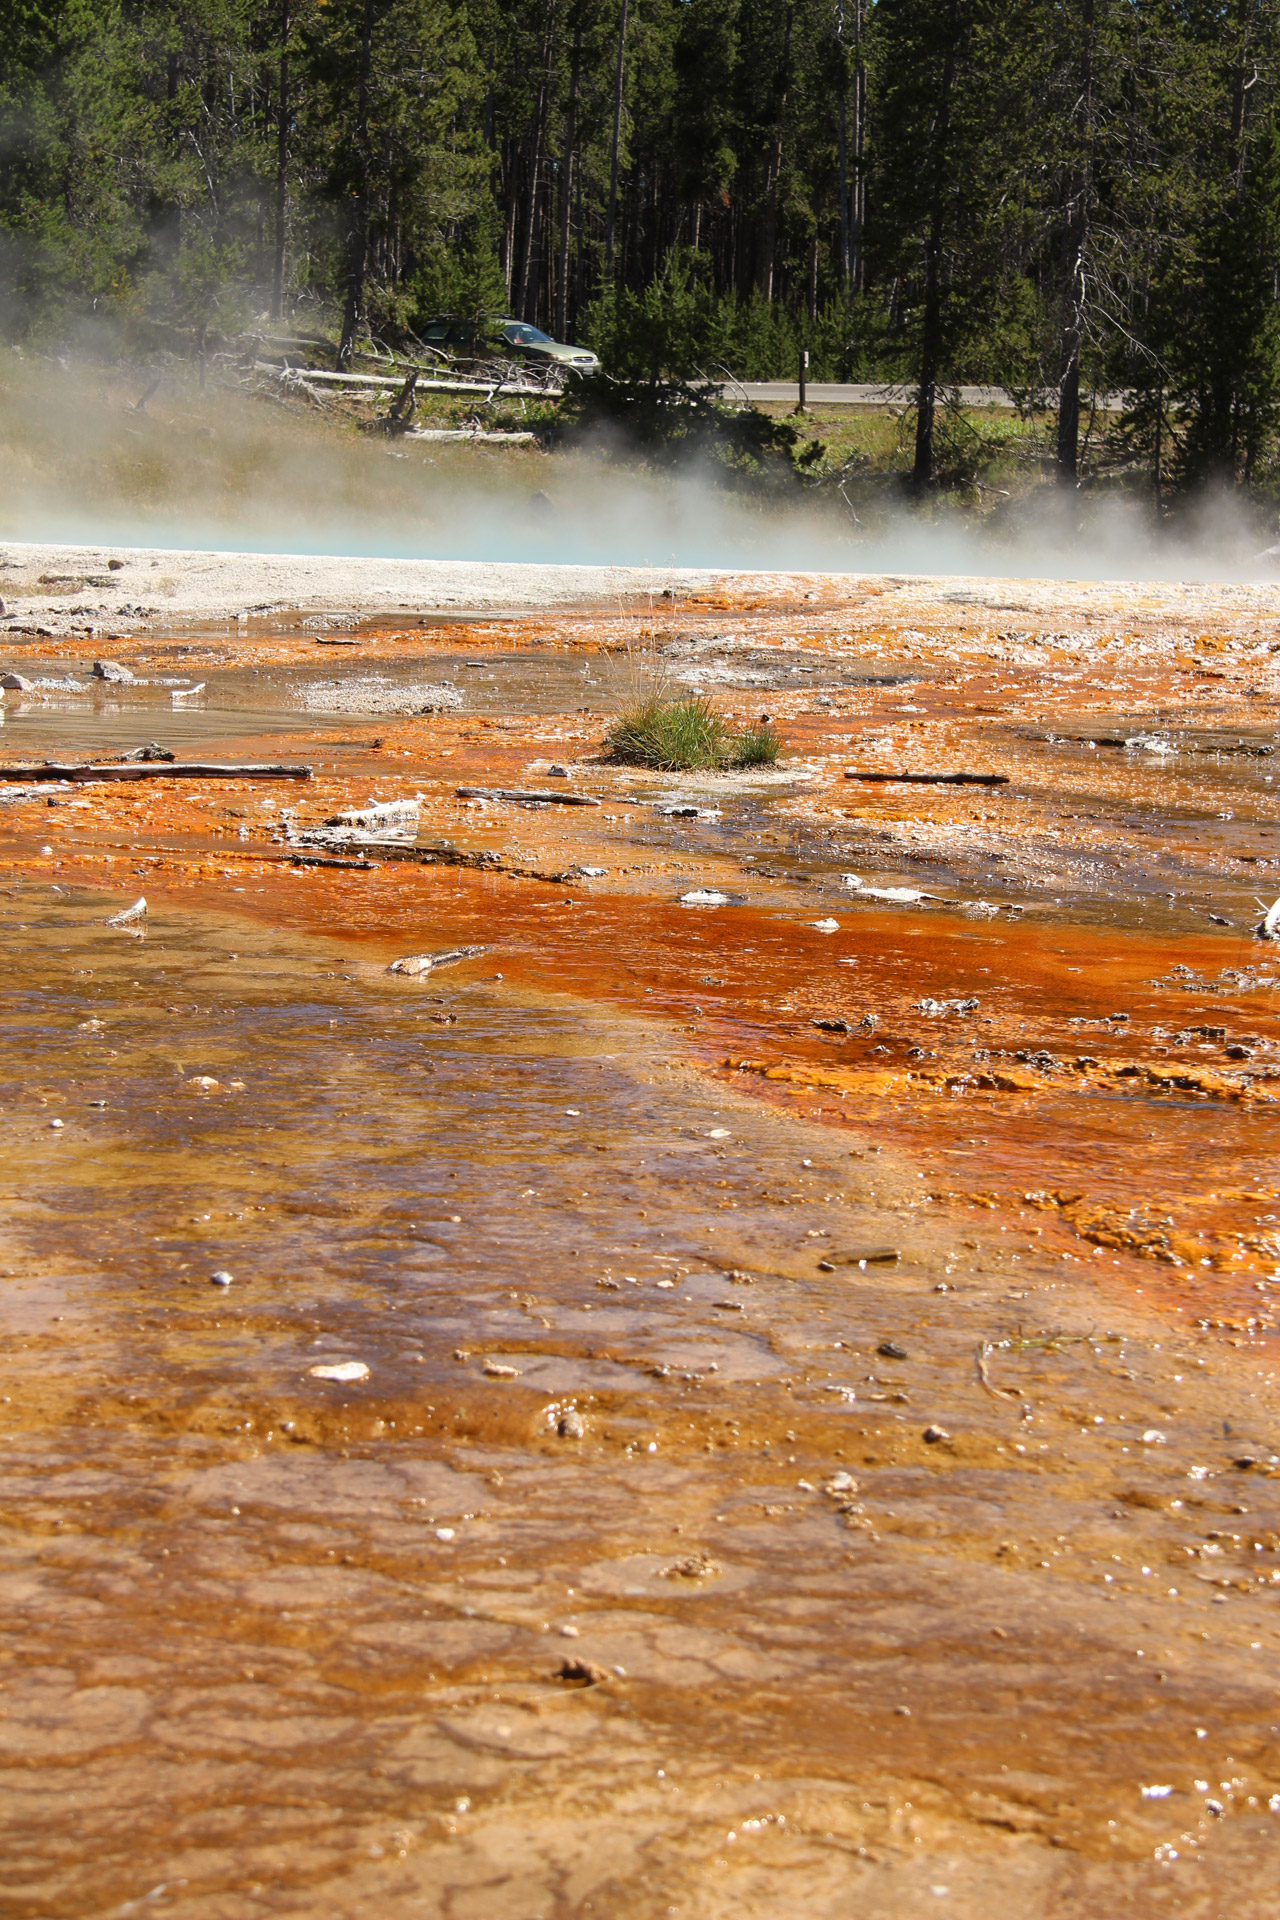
[502,323,553,346]
[423,324,449,342]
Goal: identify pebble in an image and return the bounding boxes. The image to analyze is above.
[209,1270,234,1287]
[483,1361,522,1378]
[0,671,34,691]
[680,889,731,906]
[923,1424,949,1444]
[92,659,136,684]
[1142,1429,1167,1446]
[556,1657,611,1685]
[877,1340,908,1360]
[49,1118,64,1130]
[435,1527,456,1542]
[811,918,840,932]
[308,1360,370,1383]
[558,1408,586,1438]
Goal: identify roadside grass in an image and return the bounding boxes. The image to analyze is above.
[605,692,781,771]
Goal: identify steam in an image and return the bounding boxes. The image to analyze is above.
[2,348,1277,584]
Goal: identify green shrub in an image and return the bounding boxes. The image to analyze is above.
[605,695,782,772]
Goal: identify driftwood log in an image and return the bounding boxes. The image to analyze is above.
[843,770,1009,787]
[0,762,313,783]
[455,785,601,807]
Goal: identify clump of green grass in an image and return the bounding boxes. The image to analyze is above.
[604,693,781,771]
[734,720,782,766]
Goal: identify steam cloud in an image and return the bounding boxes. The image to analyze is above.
[1,350,1276,584]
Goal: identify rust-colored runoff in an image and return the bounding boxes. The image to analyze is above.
[1,581,1278,1917]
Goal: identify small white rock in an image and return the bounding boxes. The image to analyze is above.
[308,1360,370,1383]
[435,1526,456,1542]
[209,1270,234,1288]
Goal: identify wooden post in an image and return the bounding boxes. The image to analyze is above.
[796,346,808,414]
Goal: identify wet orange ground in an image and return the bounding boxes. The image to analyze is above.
[1,579,1279,1917]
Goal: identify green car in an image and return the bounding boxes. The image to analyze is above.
[419,317,600,375]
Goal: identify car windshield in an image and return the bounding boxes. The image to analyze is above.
[502,323,553,346]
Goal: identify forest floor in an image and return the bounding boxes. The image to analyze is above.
[1,555,1279,1918]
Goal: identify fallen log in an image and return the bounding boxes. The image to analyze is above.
[405,428,538,445]
[0,761,312,783]
[456,785,601,807]
[843,769,1008,787]
[290,854,379,869]
[271,365,556,401]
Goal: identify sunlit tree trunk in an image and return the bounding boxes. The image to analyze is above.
[337,0,375,370]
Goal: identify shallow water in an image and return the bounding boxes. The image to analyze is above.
[2,890,1278,1919]
[2,590,1280,1916]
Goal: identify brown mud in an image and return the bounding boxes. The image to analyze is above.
[1,575,1279,1918]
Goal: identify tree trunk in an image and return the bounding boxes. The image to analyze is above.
[337,0,376,372]
[1056,0,1095,484]
[502,147,517,298]
[604,0,630,276]
[516,3,556,321]
[912,0,961,492]
[850,0,865,293]
[759,6,794,299]
[836,0,850,286]
[270,0,289,322]
[557,24,581,337]
[835,0,864,291]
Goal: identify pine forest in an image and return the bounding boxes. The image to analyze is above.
[5,0,1280,496]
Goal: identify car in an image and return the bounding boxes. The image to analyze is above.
[419,316,600,375]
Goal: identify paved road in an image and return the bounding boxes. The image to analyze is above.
[736,381,1125,410]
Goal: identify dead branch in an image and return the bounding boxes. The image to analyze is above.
[0,762,312,783]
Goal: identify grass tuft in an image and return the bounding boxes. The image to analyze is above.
[733,720,781,766]
[605,694,781,772]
